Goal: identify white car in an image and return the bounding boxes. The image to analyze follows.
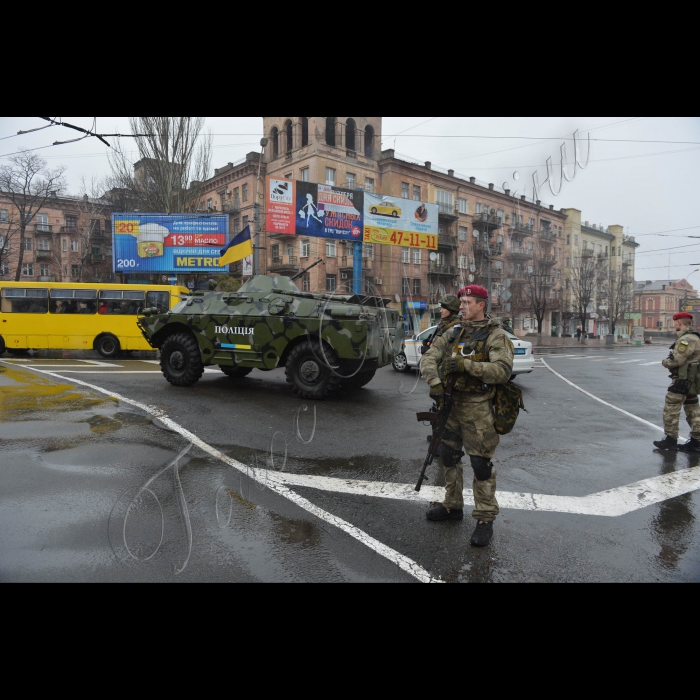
[393,326,535,380]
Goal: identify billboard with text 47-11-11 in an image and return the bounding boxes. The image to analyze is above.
[112,214,230,274]
[363,194,438,251]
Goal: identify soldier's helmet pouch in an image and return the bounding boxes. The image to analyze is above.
[493,382,526,436]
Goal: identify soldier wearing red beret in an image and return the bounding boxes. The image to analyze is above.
[655,312,700,452]
[421,284,514,547]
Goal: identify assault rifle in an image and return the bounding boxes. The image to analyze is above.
[415,375,458,493]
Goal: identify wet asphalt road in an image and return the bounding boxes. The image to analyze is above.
[1,343,699,583]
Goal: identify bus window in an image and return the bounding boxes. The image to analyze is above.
[147,291,170,314]
[1,288,48,314]
[98,291,145,315]
[50,289,97,315]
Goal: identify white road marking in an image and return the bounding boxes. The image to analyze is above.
[541,358,686,440]
[615,360,643,365]
[642,362,661,367]
[41,371,163,374]
[8,363,440,585]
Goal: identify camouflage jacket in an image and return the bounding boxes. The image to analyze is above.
[421,315,514,403]
[422,315,461,354]
[663,330,700,373]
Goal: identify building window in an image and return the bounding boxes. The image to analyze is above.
[0,209,8,223]
[0,235,4,249]
[435,189,453,212]
[413,279,421,296]
[476,203,482,214]
[365,178,375,193]
[458,226,468,242]
[22,263,34,277]
[242,184,249,202]
[24,238,33,251]
[285,120,293,153]
[326,117,337,147]
[567,234,571,245]
[574,234,579,246]
[402,278,410,296]
[326,240,337,257]
[233,218,240,233]
[364,125,375,158]
[40,264,50,277]
[566,257,570,267]
[71,240,79,253]
[71,265,79,278]
[271,244,280,261]
[326,274,337,292]
[207,198,213,210]
[301,117,310,147]
[301,239,310,258]
[301,275,310,292]
[346,173,356,189]
[346,118,357,151]
[413,249,422,265]
[37,238,50,251]
[0,262,9,276]
[458,198,469,214]
[65,216,77,230]
[402,248,410,264]
[458,255,469,269]
[365,243,374,260]
[243,216,249,229]
[402,182,410,199]
[301,168,310,182]
[326,168,336,186]
[271,127,279,159]
[284,173,292,180]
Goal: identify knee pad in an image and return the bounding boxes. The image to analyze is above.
[439,443,465,468]
[470,456,493,482]
[686,397,699,406]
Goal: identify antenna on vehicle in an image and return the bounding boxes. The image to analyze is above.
[291,258,324,282]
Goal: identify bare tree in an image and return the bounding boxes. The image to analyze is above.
[519,235,558,337]
[0,153,67,281]
[600,265,634,338]
[108,117,212,214]
[0,205,20,279]
[568,250,604,343]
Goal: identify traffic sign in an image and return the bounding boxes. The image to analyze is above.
[504,278,512,289]
[502,290,512,302]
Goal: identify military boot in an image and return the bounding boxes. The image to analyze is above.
[471,522,494,548]
[679,438,700,453]
[654,436,678,451]
[426,505,464,522]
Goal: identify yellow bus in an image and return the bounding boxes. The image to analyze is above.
[0,281,190,358]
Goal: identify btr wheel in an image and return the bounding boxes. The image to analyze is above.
[95,334,121,359]
[392,352,410,373]
[219,366,253,379]
[340,370,377,391]
[160,332,204,387]
[285,341,342,401]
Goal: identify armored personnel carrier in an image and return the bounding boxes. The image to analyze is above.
[137,270,405,401]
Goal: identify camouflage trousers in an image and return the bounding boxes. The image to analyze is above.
[440,397,500,522]
[663,392,700,440]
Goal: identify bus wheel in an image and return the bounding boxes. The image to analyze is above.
[160,332,204,387]
[95,334,121,359]
[0,336,5,356]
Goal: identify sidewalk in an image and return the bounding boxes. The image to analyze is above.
[523,336,668,350]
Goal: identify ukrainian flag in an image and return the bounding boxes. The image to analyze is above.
[219,225,253,267]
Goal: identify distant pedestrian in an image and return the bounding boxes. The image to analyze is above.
[575,327,582,342]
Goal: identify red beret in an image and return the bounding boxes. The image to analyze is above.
[458,285,489,300]
[674,312,694,321]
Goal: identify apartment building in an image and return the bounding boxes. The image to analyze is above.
[197,116,571,336]
[635,279,698,334]
[0,191,115,284]
[561,208,639,338]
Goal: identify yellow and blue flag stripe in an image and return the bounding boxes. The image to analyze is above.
[219,225,253,267]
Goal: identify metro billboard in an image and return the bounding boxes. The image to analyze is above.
[112,213,230,274]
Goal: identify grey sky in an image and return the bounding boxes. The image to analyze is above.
[2,116,699,286]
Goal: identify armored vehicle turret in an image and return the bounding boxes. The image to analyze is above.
[137,273,405,400]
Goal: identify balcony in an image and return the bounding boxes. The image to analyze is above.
[35,250,52,260]
[472,212,503,232]
[539,256,557,267]
[428,263,456,277]
[438,232,457,249]
[539,228,558,242]
[34,225,53,234]
[340,256,373,271]
[509,247,534,260]
[510,223,535,237]
[222,198,241,214]
[60,226,79,235]
[437,202,459,220]
[622,258,634,267]
[474,241,503,257]
[269,255,300,275]
[89,228,109,240]
[91,253,107,263]
[582,249,594,258]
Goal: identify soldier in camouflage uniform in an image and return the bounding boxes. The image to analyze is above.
[655,312,700,453]
[421,285,514,548]
[421,296,462,356]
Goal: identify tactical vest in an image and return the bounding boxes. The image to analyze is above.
[677,331,700,395]
[442,325,493,394]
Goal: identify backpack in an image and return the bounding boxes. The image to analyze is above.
[493,381,526,436]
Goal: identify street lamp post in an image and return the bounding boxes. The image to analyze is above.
[253,137,269,277]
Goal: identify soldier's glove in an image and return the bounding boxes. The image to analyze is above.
[670,379,691,396]
[429,383,446,407]
[446,357,472,375]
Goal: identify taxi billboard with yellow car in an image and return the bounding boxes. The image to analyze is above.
[364,193,438,251]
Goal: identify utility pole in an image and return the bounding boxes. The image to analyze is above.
[253,137,268,277]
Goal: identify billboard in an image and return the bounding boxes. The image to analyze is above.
[112,214,230,275]
[681,299,700,313]
[363,194,438,251]
[267,178,364,242]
